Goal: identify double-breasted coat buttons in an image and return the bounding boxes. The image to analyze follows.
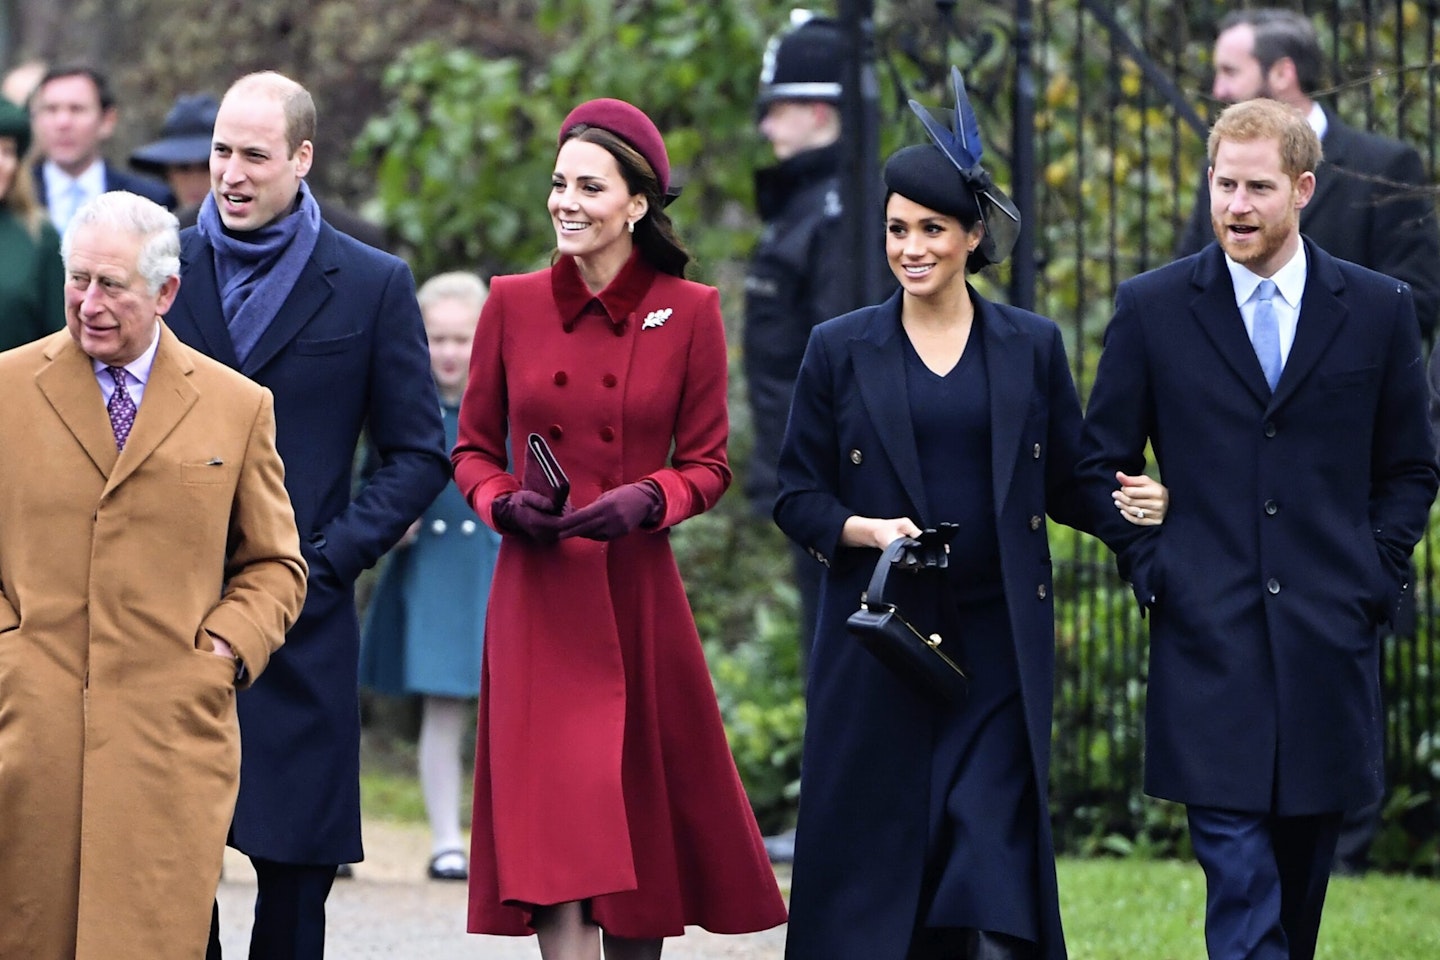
[849,449,863,465]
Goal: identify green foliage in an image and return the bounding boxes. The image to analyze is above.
[355,0,793,280]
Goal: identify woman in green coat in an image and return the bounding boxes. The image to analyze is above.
[0,97,63,351]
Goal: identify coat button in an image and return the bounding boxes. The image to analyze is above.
[430,519,447,535]
[1033,443,1041,459]
[554,371,568,386]
[1264,499,1278,516]
[1036,584,1048,599]
[600,426,615,442]
[602,373,618,388]
[1267,578,1281,594]
[549,425,563,441]
[461,520,477,536]
[849,449,863,465]
[1029,515,1042,531]
[1263,422,1277,438]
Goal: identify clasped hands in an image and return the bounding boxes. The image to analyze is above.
[494,481,662,544]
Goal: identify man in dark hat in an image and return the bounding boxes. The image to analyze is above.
[745,10,852,666]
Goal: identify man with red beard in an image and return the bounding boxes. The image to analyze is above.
[1079,98,1437,960]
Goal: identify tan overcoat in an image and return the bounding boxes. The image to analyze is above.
[0,325,307,960]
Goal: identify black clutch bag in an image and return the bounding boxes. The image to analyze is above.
[525,433,570,512]
[846,532,967,704]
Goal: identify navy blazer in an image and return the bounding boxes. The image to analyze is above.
[34,160,175,210]
[166,221,450,863]
[1178,110,1440,338]
[1081,239,1438,815]
[774,288,1088,960]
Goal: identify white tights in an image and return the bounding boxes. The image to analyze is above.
[418,695,468,855]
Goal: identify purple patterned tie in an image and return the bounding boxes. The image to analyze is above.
[107,366,136,451]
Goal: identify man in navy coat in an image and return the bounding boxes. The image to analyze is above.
[164,71,449,958]
[1081,98,1437,960]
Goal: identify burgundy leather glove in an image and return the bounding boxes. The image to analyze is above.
[492,490,569,544]
[558,481,664,542]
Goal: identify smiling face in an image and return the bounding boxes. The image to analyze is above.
[209,87,312,231]
[64,222,178,367]
[1209,135,1313,277]
[885,193,980,302]
[548,138,647,271]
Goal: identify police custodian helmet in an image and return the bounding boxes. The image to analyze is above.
[756,11,847,109]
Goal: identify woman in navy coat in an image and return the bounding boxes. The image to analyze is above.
[774,79,1165,960]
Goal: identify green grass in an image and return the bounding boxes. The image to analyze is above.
[1058,858,1440,959]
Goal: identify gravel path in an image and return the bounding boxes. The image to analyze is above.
[215,819,789,957]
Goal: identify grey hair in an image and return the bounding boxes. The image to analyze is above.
[417,271,489,314]
[61,191,181,294]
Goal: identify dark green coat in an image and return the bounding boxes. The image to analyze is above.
[0,210,64,352]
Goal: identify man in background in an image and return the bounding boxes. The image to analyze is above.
[164,71,449,958]
[0,190,306,960]
[1176,8,1440,340]
[30,65,172,230]
[745,11,851,666]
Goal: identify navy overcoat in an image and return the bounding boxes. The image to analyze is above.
[775,288,1092,960]
[167,221,450,863]
[1080,239,1438,815]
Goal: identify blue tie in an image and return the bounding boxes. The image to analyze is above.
[1251,279,1282,391]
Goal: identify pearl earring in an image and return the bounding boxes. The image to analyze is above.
[627,220,635,234]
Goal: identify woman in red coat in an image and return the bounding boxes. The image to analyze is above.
[452,98,787,958]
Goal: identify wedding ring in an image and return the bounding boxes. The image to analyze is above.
[1136,508,1146,519]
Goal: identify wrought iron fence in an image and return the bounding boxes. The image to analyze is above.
[1018,0,1440,859]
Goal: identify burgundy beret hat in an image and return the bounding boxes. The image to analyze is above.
[558,98,670,196]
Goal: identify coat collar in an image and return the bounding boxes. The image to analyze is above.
[551,249,657,333]
[1187,237,1347,408]
[849,285,1030,523]
[175,222,339,375]
[36,323,200,490]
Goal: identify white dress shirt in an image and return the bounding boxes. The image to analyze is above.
[43,159,106,234]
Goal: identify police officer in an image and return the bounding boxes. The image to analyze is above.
[746,11,853,672]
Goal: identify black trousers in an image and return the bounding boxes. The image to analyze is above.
[207,858,338,960]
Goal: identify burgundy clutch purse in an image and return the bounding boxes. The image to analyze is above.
[525,433,570,512]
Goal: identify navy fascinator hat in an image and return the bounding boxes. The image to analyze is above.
[887,68,1021,267]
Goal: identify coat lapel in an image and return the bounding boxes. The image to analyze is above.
[1188,245,1273,405]
[240,229,337,377]
[35,335,118,479]
[850,293,930,523]
[979,296,1029,518]
[175,233,240,368]
[1304,112,1351,222]
[105,325,199,493]
[1271,239,1346,409]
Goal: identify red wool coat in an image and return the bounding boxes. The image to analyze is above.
[452,252,786,938]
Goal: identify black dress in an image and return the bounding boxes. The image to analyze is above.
[904,324,1039,944]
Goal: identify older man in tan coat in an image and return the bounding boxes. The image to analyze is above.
[0,191,307,960]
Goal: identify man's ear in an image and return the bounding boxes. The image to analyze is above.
[98,106,119,141]
[293,140,314,178]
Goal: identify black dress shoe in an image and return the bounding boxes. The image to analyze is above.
[334,863,354,879]
[427,849,468,881]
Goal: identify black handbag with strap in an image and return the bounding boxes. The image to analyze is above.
[845,534,968,704]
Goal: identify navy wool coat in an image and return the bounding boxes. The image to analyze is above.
[775,289,1092,960]
[1080,239,1438,815]
[166,221,451,863]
